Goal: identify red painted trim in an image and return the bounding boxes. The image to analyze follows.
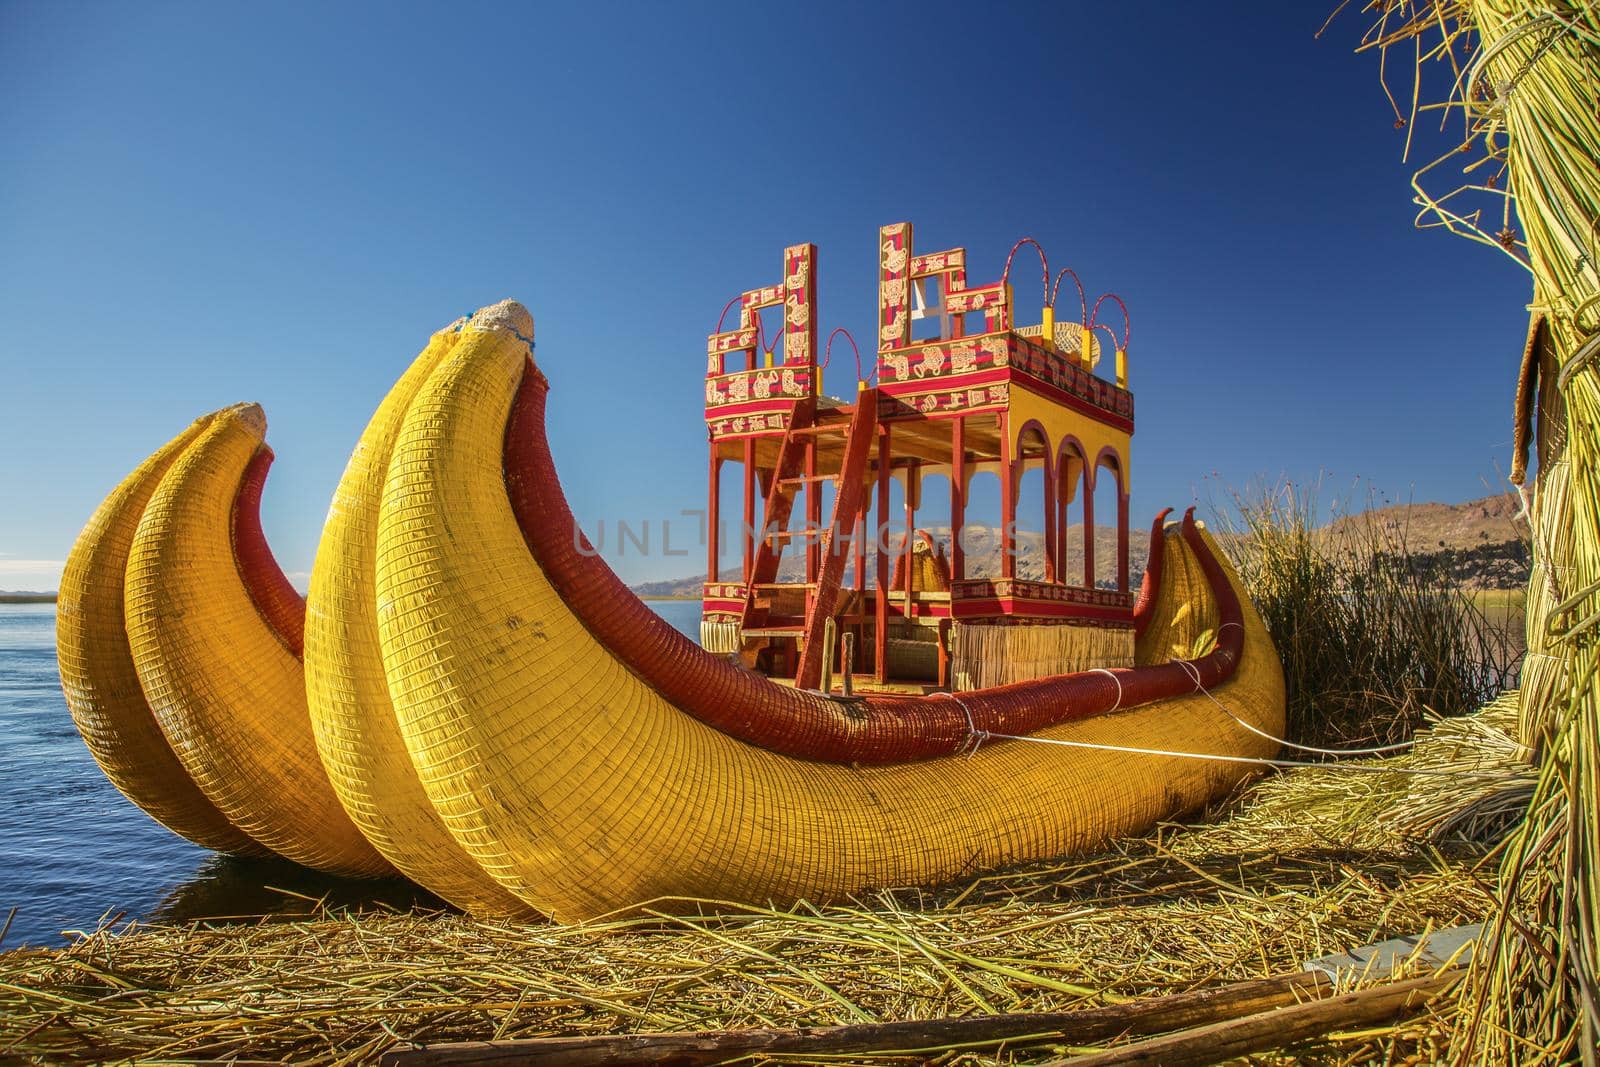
[951,598,1136,622]
[505,359,1244,766]
[231,446,306,658]
[881,365,1009,396]
[706,398,804,420]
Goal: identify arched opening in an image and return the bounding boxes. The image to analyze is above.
[961,468,1004,579]
[1092,450,1126,591]
[1056,439,1089,587]
[1012,422,1053,583]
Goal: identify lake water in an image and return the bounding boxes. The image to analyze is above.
[0,599,704,948]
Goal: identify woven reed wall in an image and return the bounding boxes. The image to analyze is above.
[950,622,1134,690]
[699,618,742,654]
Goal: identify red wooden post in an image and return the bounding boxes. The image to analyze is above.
[1056,461,1070,586]
[742,438,756,584]
[901,461,917,618]
[1000,412,1015,581]
[1043,450,1057,585]
[1083,467,1096,589]
[854,489,867,594]
[805,440,820,585]
[950,417,965,581]
[707,448,720,583]
[1118,488,1130,592]
[875,425,891,683]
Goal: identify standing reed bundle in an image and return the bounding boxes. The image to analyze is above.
[1349,3,1600,1060]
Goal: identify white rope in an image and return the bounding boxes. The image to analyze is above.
[1089,668,1123,711]
[1174,659,1415,757]
[974,730,1513,781]
[940,693,984,758]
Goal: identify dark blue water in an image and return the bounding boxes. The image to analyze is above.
[0,598,704,948]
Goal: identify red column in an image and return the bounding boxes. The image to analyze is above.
[999,413,1015,581]
[875,425,891,682]
[1056,461,1070,586]
[742,438,756,584]
[805,440,820,585]
[1043,452,1057,585]
[707,447,720,583]
[1083,468,1096,589]
[950,417,966,582]
[1118,488,1130,592]
[902,461,917,618]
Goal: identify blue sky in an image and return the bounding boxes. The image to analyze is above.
[1,3,1532,589]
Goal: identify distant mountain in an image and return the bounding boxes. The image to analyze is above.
[631,494,1531,598]
[1322,492,1529,589]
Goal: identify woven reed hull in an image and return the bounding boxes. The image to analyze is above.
[373,314,1287,921]
[123,405,391,877]
[304,322,532,915]
[56,412,267,857]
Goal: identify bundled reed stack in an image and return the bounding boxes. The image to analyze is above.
[1353,3,1600,1061]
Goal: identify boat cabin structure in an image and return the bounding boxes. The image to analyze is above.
[700,223,1136,692]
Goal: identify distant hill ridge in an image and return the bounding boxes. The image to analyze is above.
[631,493,1531,597]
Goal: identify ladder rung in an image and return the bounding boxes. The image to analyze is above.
[767,529,821,540]
[779,474,840,486]
[754,582,816,590]
[741,626,806,638]
[787,423,852,437]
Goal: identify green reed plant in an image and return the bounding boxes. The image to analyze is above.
[1216,483,1522,750]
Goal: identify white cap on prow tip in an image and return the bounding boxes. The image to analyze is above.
[468,299,534,347]
[223,402,267,436]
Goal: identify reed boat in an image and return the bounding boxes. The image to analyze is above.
[59,224,1286,921]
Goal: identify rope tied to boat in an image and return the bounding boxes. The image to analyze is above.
[1089,668,1123,712]
[1173,657,1414,757]
[965,730,1510,780]
[939,692,988,758]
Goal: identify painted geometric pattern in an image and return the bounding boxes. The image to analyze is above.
[878,333,1133,423]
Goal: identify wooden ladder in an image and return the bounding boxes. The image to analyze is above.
[738,398,817,641]
[793,389,878,690]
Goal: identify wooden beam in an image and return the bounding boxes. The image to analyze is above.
[1043,969,1461,1067]
[377,967,1460,1067]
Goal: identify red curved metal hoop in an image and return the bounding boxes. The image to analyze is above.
[1001,237,1050,310]
[1089,292,1132,352]
[714,295,741,334]
[822,327,863,382]
[1050,268,1088,326]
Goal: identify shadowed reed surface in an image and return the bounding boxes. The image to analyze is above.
[0,701,1529,1066]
